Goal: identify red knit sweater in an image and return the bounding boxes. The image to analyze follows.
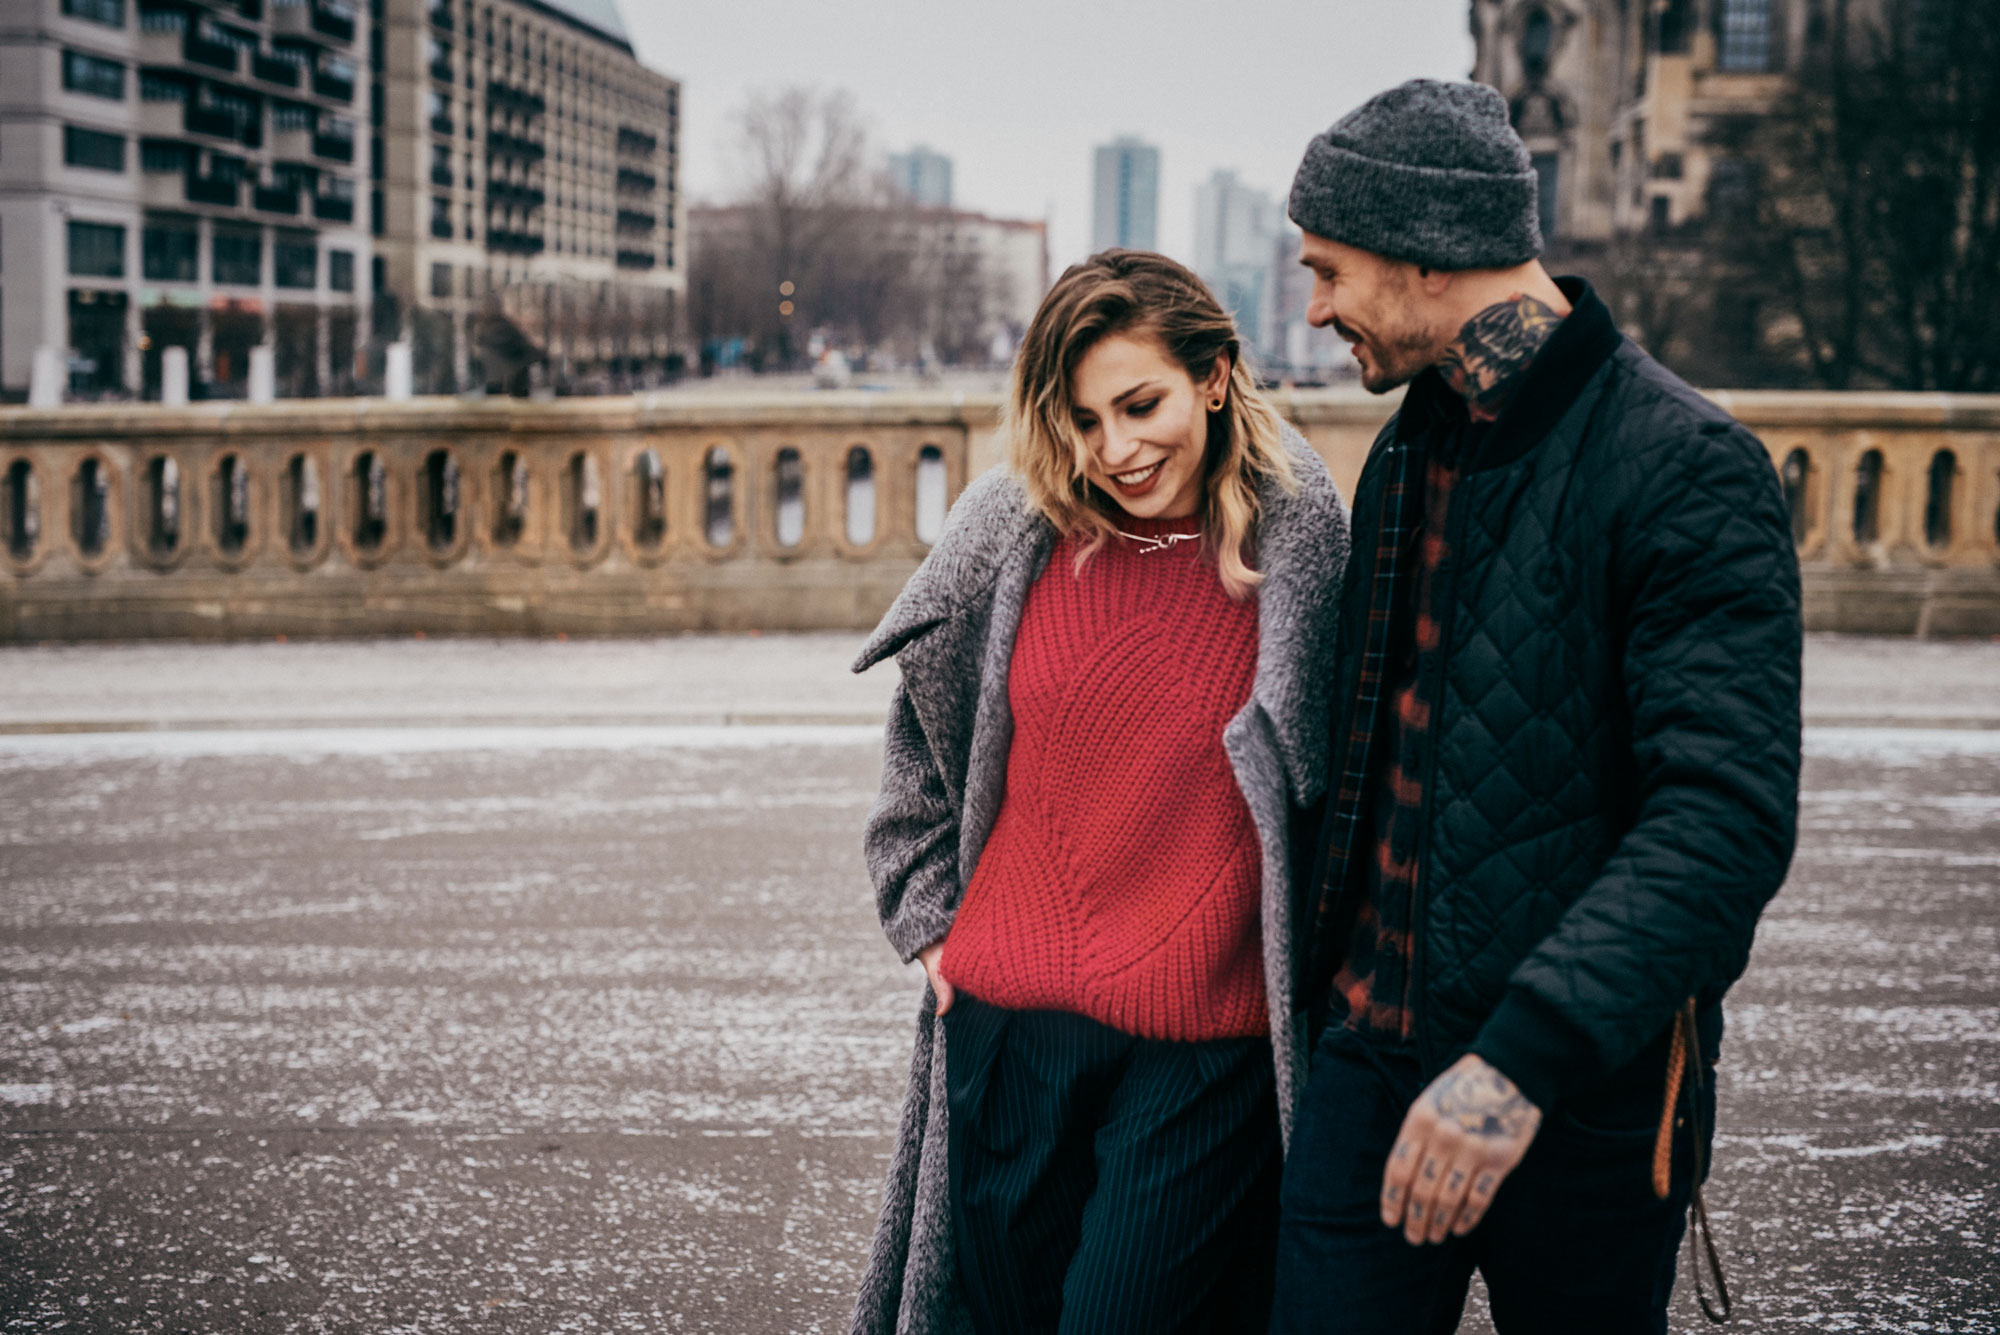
[938,514,1268,1041]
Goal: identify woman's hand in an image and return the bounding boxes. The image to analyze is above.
[918,942,954,1015]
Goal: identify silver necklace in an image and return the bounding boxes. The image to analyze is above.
[1114,528,1201,555]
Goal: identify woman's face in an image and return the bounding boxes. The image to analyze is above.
[1068,332,1228,521]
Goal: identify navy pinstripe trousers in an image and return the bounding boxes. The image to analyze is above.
[944,997,1282,1335]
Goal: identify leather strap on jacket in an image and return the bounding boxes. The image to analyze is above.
[1653,997,1732,1323]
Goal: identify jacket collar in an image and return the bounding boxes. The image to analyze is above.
[1395,276,1622,473]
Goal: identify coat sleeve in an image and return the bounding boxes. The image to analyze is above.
[1471,420,1803,1112]
[864,678,966,964]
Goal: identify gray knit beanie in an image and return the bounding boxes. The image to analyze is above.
[1288,79,1541,271]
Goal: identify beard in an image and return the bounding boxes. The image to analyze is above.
[1336,316,1439,395]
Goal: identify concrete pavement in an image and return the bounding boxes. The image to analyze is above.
[1,634,1996,1332]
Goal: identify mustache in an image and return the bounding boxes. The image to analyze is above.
[1330,318,1363,345]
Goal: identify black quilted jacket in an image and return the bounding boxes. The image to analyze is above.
[1306,279,1803,1112]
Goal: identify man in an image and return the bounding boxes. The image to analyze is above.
[1269,79,1802,1334]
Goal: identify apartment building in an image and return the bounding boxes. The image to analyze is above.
[372,0,682,392]
[0,0,371,400]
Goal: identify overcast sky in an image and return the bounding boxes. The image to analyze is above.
[621,1,1476,272]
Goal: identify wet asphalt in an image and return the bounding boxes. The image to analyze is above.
[1,636,1996,1333]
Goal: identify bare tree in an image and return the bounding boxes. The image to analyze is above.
[691,86,1001,373]
[1733,0,2000,391]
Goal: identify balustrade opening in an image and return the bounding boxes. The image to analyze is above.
[703,447,734,547]
[423,449,460,550]
[493,450,528,545]
[915,445,947,545]
[147,457,182,557]
[633,448,665,547]
[4,461,39,560]
[774,448,804,548]
[353,450,387,551]
[845,446,876,546]
[1923,450,1956,549]
[1853,449,1883,545]
[565,452,600,552]
[213,454,250,554]
[1780,449,1810,545]
[285,454,320,554]
[72,458,110,557]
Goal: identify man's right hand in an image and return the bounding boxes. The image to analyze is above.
[918,942,954,1015]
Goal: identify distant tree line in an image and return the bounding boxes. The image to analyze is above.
[688,88,1004,374]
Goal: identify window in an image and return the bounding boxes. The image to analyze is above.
[63,125,125,172]
[430,196,452,238]
[274,236,316,289]
[328,249,354,292]
[63,50,126,99]
[142,222,197,281]
[430,261,452,297]
[213,230,262,285]
[139,71,186,101]
[1649,196,1672,233]
[67,220,125,277]
[62,0,126,25]
[140,139,190,172]
[1718,0,1773,71]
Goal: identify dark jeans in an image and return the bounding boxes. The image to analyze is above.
[1270,1024,1714,1335]
[945,997,1282,1335]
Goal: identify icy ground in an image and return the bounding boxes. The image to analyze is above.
[0,633,1995,1332]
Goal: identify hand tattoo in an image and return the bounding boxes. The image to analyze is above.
[1435,295,1564,421]
[1429,1065,1536,1139]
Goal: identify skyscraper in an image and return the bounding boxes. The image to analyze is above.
[1091,137,1159,252]
[887,146,953,209]
[1192,169,1283,358]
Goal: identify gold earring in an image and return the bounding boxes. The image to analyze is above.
[1209,397,1225,412]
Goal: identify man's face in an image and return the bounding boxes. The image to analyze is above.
[1299,233,1444,394]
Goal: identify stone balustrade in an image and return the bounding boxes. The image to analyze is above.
[1,389,1996,639]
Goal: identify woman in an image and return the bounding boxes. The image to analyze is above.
[850,250,1349,1335]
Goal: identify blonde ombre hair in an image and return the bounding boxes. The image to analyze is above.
[1006,249,1295,600]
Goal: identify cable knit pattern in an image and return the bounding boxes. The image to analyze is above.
[941,516,1267,1039]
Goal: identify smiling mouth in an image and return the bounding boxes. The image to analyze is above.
[1109,460,1165,494]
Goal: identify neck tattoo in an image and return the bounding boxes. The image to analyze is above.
[1435,294,1565,423]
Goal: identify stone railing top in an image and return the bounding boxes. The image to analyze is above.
[0,390,1011,440]
[5,388,2000,440]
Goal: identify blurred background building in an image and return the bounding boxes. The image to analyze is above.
[0,0,373,402]
[886,145,952,209]
[1090,136,1158,252]
[1472,0,1997,394]
[0,0,684,403]
[371,0,682,396]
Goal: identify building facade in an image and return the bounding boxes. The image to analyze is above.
[1090,136,1158,253]
[1469,0,1804,245]
[886,145,952,209]
[370,0,683,394]
[0,0,373,402]
[1193,168,1284,367]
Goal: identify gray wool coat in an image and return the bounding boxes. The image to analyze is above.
[848,429,1350,1335]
